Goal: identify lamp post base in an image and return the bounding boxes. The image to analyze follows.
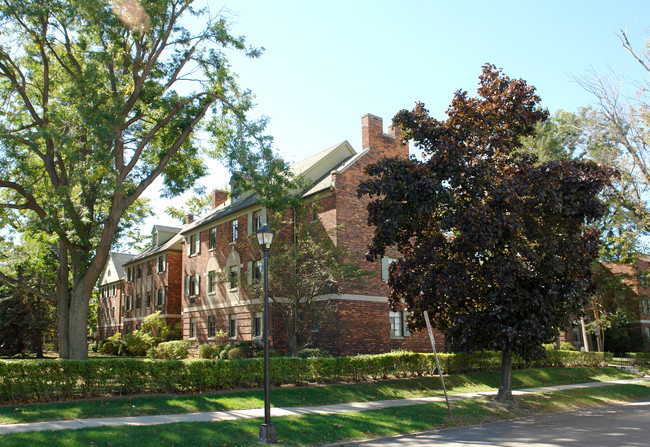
[258,423,277,444]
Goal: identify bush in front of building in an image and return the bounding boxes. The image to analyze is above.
[147,340,190,360]
[296,347,332,358]
[0,349,608,403]
[125,330,156,357]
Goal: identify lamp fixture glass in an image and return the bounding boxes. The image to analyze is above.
[256,224,275,249]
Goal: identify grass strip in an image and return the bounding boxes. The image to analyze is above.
[0,381,648,447]
[0,367,635,425]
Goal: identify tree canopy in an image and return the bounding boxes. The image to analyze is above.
[359,64,613,400]
[0,0,296,358]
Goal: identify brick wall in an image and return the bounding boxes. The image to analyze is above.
[333,114,409,297]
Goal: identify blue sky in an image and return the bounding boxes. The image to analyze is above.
[147,0,650,227]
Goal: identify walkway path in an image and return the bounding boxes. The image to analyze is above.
[1,377,648,435]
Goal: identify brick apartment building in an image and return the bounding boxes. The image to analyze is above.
[97,252,135,339]
[96,114,441,355]
[120,225,184,334]
[558,260,650,352]
[178,114,438,355]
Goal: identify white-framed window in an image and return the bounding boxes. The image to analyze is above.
[188,233,200,257]
[190,317,197,339]
[230,219,239,243]
[125,295,133,311]
[645,326,650,340]
[208,270,217,294]
[209,227,217,250]
[312,309,320,332]
[229,265,239,289]
[228,314,237,338]
[136,294,142,309]
[253,210,264,231]
[389,310,410,338]
[253,312,263,338]
[155,288,166,306]
[642,298,650,314]
[157,254,166,273]
[253,260,263,282]
[381,256,397,282]
[639,272,650,288]
[186,274,200,297]
[208,316,216,338]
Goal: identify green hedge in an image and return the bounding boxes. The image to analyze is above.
[0,350,607,404]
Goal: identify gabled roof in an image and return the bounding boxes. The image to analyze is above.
[153,225,181,235]
[124,231,184,265]
[181,141,357,235]
[111,252,136,278]
[99,252,136,285]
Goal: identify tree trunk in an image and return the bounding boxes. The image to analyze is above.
[57,293,70,359]
[580,317,590,352]
[496,347,513,401]
[56,241,70,358]
[69,286,90,360]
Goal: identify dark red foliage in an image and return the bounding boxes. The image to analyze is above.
[358,64,614,360]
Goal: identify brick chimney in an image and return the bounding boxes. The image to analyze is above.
[211,189,229,210]
[361,114,408,159]
[185,213,194,224]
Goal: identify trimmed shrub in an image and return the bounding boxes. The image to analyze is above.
[198,343,221,359]
[227,347,252,360]
[296,347,332,358]
[125,330,156,357]
[0,349,608,404]
[543,342,577,351]
[219,344,233,359]
[233,341,262,358]
[149,340,190,360]
[99,341,115,355]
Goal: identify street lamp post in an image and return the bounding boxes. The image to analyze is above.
[256,224,276,444]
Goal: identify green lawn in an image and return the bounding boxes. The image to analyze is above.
[0,367,636,425]
[0,381,649,447]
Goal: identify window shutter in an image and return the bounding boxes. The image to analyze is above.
[381,257,389,282]
[403,312,410,336]
[185,275,190,296]
[247,261,253,284]
[196,274,200,294]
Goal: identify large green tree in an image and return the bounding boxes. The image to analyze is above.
[0,233,56,357]
[523,108,647,261]
[0,0,294,359]
[358,65,613,400]
[569,31,650,258]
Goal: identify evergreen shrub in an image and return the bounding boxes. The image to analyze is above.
[0,349,608,403]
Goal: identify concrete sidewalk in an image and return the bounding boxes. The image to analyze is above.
[1,377,648,435]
